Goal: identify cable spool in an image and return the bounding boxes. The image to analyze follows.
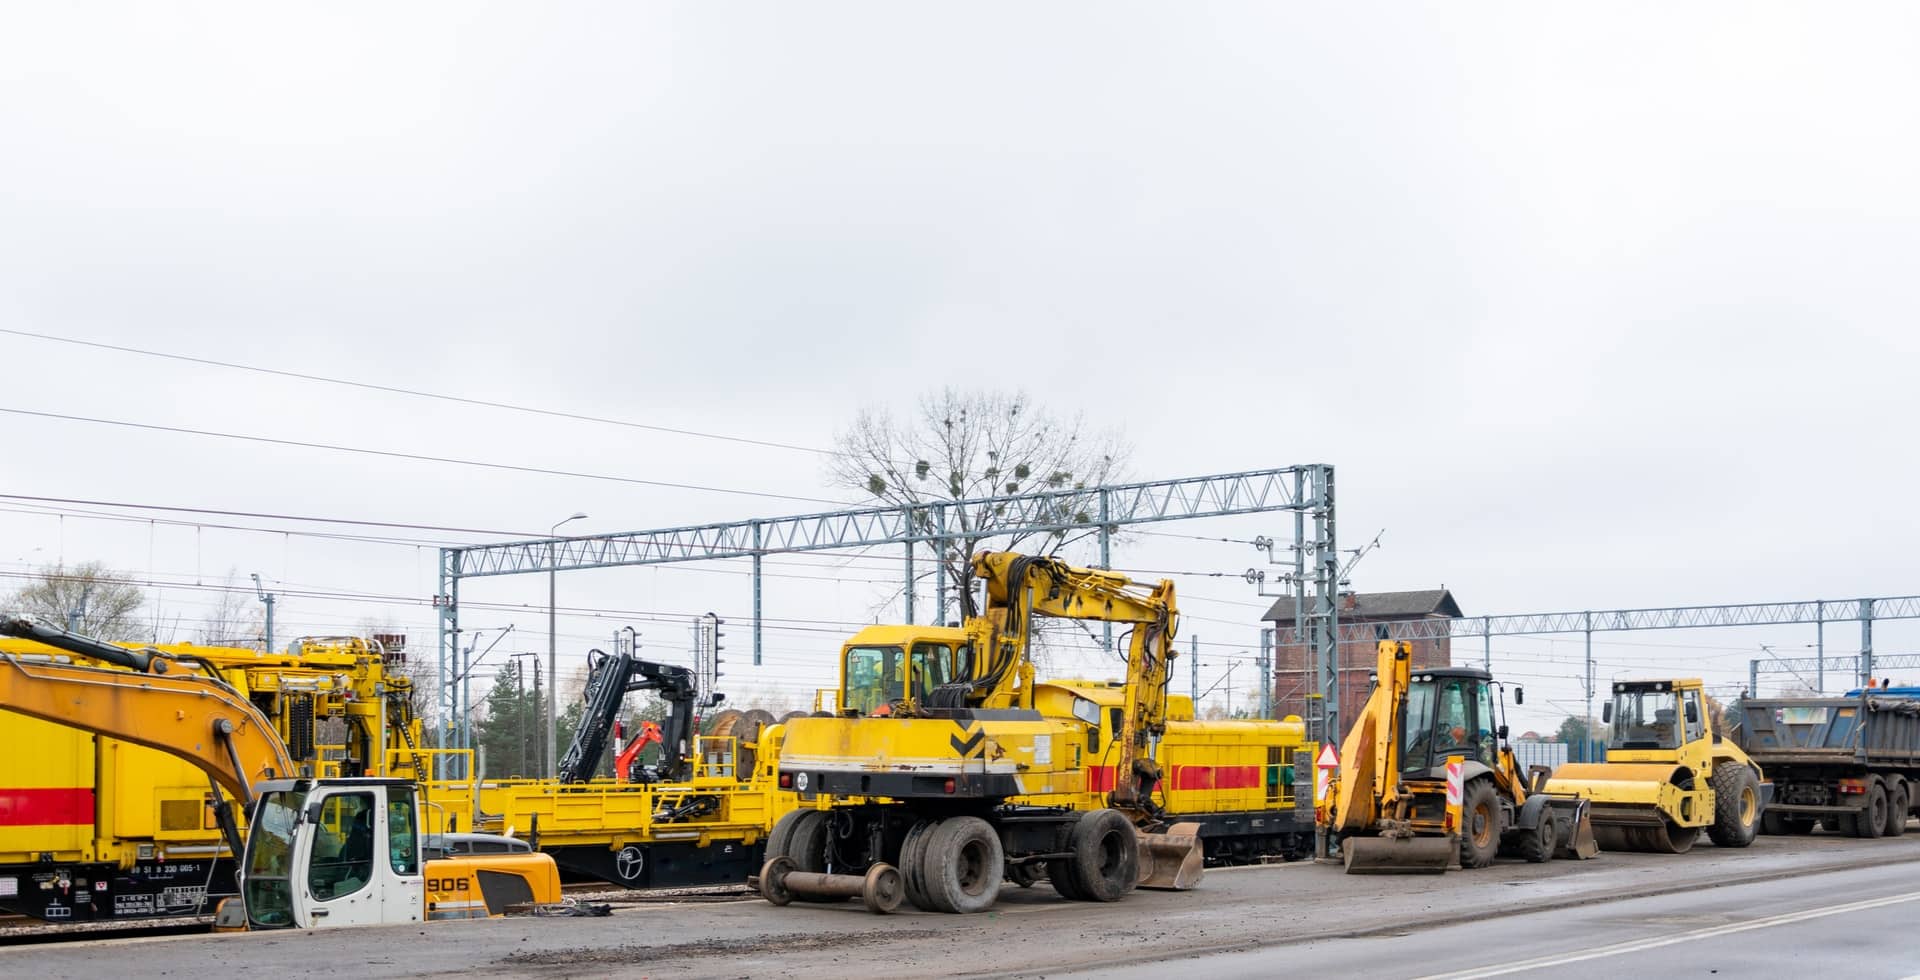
[734,709,777,772]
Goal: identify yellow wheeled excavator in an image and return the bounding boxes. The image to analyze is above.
[1325,639,1597,873]
[766,551,1203,913]
[0,618,563,929]
[1545,678,1768,853]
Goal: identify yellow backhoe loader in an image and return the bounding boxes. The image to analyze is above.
[1326,639,1598,873]
[1545,678,1768,853]
[0,618,563,929]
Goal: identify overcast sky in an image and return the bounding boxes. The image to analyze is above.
[2,2,1916,734]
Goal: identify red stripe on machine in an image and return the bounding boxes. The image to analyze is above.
[1170,766,1262,791]
[0,788,95,826]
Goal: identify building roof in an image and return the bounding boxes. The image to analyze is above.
[1262,589,1463,624]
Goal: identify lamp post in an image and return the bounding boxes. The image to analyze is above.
[548,512,587,778]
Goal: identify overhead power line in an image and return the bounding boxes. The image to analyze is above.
[0,327,831,456]
[0,406,843,505]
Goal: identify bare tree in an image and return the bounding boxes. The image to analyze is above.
[196,569,265,649]
[5,561,146,641]
[830,388,1129,620]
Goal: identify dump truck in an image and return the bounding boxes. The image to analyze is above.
[1325,639,1596,873]
[1735,685,1920,838]
[1546,678,1768,853]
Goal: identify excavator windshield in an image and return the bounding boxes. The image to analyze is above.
[242,788,306,928]
[843,642,970,713]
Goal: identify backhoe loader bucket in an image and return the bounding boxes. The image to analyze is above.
[1340,833,1456,875]
[1135,822,1204,890]
[1547,797,1601,860]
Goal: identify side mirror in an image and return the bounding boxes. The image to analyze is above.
[1601,703,1613,723]
[1497,724,1510,740]
[304,800,325,825]
[1514,687,1524,705]
[1685,702,1699,724]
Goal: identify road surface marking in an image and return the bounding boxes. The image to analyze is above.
[1415,889,1920,980]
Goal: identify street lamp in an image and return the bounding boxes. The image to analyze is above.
[548,511,588,778]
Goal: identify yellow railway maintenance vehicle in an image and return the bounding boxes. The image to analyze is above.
[1545,678,1768,853]
[0,618,433,924]
[1327,639,1596,874]
[0,625,561,930]
[766,551,1311,914]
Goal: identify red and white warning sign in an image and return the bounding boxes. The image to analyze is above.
[1314,743,1339,804]
[1443,755,1465,833]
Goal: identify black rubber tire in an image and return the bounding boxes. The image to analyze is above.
[1707,763,1762,848]
[899,818,940,912]
[919,816,1003,914]
[1856,782,1888,839]
[1786,818,1817,835]
[1459,779,1502,869]
[1007,861,1041,888]
[1820,815,1841,833]
[1885,780,1909,838]
[765,809,808,862]
[787,810,847,902]
[1761,812,1787,836]
[1047,852,1086,898]
[1064,808,1138,902]
[1517,811,1556,864]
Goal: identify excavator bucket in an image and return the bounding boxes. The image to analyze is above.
[1135,822,1205,890]
[1340,834,1456,875]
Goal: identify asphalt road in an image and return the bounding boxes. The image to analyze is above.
[5,833,1918,978]
[1077,858,1920,979]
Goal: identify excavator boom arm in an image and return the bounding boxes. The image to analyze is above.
[972,551,1178,810]
[0,652,295,802]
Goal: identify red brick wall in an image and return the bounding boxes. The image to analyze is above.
[1271,624,1453,739]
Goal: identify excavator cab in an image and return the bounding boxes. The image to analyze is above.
[240,779,426,929]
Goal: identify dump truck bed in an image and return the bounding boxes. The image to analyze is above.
[1737,694,1920,768]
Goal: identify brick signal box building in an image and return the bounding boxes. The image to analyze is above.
[1263,590,1462,740]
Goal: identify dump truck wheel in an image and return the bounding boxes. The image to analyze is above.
[1707,763,1762,848]
[1065,809,1140,901]
[899,819,941,911]
[1761,812,1786,836]
[920,816,1004,913]
[1517,811,1556,863]
[1459,779,1501,869]
[1884,780,1909,838]
[1856,782,1889,839]
[1786,817,1817,835]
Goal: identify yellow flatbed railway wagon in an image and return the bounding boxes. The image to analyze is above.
[455,728,801,889]
[0,619,426,923]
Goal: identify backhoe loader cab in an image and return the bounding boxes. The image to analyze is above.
[1397,668,1503,778]
[1545,678,1768,853]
